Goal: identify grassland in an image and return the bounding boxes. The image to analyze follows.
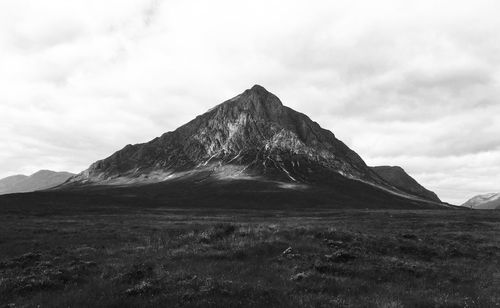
[0,207,499,307]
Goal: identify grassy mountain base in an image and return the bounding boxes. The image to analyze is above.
[0,205,499,307]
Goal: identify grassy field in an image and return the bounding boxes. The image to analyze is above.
[0,207,499,307]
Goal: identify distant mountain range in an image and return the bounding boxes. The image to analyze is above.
[57,85,448,209]
[0,170,74,195]
[462,193,500,209]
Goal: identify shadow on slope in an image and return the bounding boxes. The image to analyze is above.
[0,170,454,215]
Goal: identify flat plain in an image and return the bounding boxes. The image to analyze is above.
[0,203,499,307]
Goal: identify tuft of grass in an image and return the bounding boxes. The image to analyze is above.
[199,223,237,243]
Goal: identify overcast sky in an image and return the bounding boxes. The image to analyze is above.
[1,0,499,204]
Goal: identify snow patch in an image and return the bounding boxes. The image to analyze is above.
[203,153,219,166]
[276,182,308,190]
[227,150,242,163]
[280,165,297,182]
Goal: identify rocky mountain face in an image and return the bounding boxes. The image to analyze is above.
[0,170,74,195]
[370,166,440,202]
[65,85,445,208]
[462,193,500,209]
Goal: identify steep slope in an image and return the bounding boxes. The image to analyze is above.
[462,193,500,209]
[63,85,447,209]
[371,166,440,202]
[0,170,74,195]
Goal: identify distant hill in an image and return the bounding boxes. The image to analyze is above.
[462,193,500,209]
[0,170,74,195]
[370,166,440,202]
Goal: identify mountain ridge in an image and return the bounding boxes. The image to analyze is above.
[462,193,500,209]
[0,170,74,195]
[370,166,440,202]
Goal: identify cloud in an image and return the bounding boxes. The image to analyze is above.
[0,0,499,204]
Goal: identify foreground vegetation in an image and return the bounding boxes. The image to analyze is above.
[0,208,499,307]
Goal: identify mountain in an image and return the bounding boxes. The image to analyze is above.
[0,170,74,195]
[370,166,440,202]
[69,85,379,185]
[0,175,29,194]
[62,85,449,209]
[462,193,500,209]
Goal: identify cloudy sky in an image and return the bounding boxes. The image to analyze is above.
[1,0,499,204]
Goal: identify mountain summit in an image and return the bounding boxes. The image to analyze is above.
[65,85,446,208]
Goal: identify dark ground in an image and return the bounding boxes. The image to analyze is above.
[0,201,499,308]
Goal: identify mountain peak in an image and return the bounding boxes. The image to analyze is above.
[32,170,56,176]
[239,84,282,107]
[249,84,268,93]
[208,85,285,122]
